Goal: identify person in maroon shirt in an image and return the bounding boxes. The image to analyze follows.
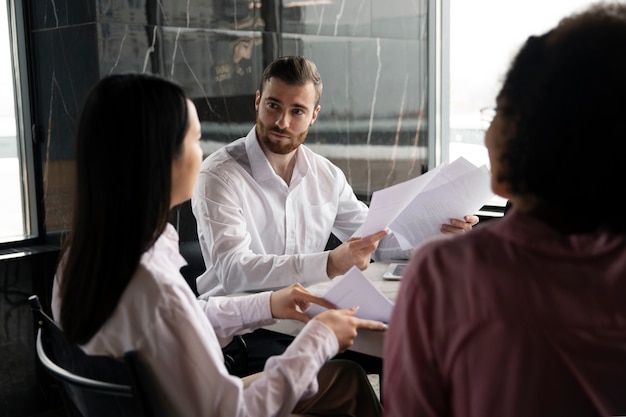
[383,3,626,416]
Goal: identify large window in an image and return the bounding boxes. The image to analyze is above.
[0,0,37,245]
[0,0,21,243]
[1,0,601,245]
[445,0,597,209]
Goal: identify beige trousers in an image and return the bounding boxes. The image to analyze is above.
[242,359,382,417]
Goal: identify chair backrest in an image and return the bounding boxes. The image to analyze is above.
[28,294,165,417]
[170,200,204,296]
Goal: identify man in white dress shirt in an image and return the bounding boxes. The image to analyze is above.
[192,56,478,373]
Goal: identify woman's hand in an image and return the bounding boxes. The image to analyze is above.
[314,308,387,352]
[269,284,387,352]
[440,214,479,235]
[269,283,337,323]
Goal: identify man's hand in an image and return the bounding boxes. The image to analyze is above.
[269,283,337,323]
[440,215,479,235]
[314,307,387,352]
[326,230,388,278]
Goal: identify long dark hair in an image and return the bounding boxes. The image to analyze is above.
[59,73,189,344]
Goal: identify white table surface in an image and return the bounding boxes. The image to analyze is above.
[262,261,403,358]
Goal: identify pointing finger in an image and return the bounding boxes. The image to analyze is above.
[354,317,387,331]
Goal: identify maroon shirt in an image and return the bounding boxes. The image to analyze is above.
[384,208,626,417]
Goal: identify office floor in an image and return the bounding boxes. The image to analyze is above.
[0,257,66,417]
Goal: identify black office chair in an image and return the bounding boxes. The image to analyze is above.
[170,200,204,296]
[28,294,165,417]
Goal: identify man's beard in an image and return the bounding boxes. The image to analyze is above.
[256,116,308,154]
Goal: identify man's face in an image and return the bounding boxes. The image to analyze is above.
[255,77,320,155]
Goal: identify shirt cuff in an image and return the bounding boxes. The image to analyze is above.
[299,251,333,285]
[245,291,275,323]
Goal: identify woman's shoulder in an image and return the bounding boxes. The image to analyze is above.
[126,229,201,321]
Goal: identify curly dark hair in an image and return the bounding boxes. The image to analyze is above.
[497,2,626,233]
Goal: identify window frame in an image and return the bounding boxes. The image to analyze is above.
[2,0,41,249]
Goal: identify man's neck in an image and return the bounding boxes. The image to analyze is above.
[265,149,297,185]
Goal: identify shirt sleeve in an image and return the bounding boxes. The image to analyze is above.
[382,250,447,417]
[326,166,370,242]
[192,165,330,294]
[197,292,276,344]
[244,320,339,412]
[145,292,339,417]
[328,166,411,261]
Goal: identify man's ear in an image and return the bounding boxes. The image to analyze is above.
[310,105,320,125]
[255,90,261,111]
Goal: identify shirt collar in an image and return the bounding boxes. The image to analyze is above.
[142,223,186,271]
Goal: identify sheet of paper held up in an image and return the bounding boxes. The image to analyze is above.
[305,266,394,323]
[352,157,494,250]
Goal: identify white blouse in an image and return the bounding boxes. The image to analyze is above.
[52,224,339,417]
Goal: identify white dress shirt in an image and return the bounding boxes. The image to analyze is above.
[192,127,407,296]
[52,224,338,417]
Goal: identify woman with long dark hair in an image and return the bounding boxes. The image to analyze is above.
[52,73,384,416]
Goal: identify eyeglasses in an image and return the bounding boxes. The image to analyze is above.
[480,107,497,131]
[480,107,496,130]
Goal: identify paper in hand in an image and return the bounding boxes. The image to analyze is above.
[352,157,494,250]
[305,266,394,323]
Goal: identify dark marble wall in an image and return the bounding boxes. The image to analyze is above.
[25,0,429,233]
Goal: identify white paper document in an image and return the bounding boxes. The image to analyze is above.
[305,266,394,323]
[352,157,494,250]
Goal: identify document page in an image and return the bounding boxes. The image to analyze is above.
[390,161,492,249]
[352,163,444,238]
[353,157,494,250]
[305,266,394,323]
